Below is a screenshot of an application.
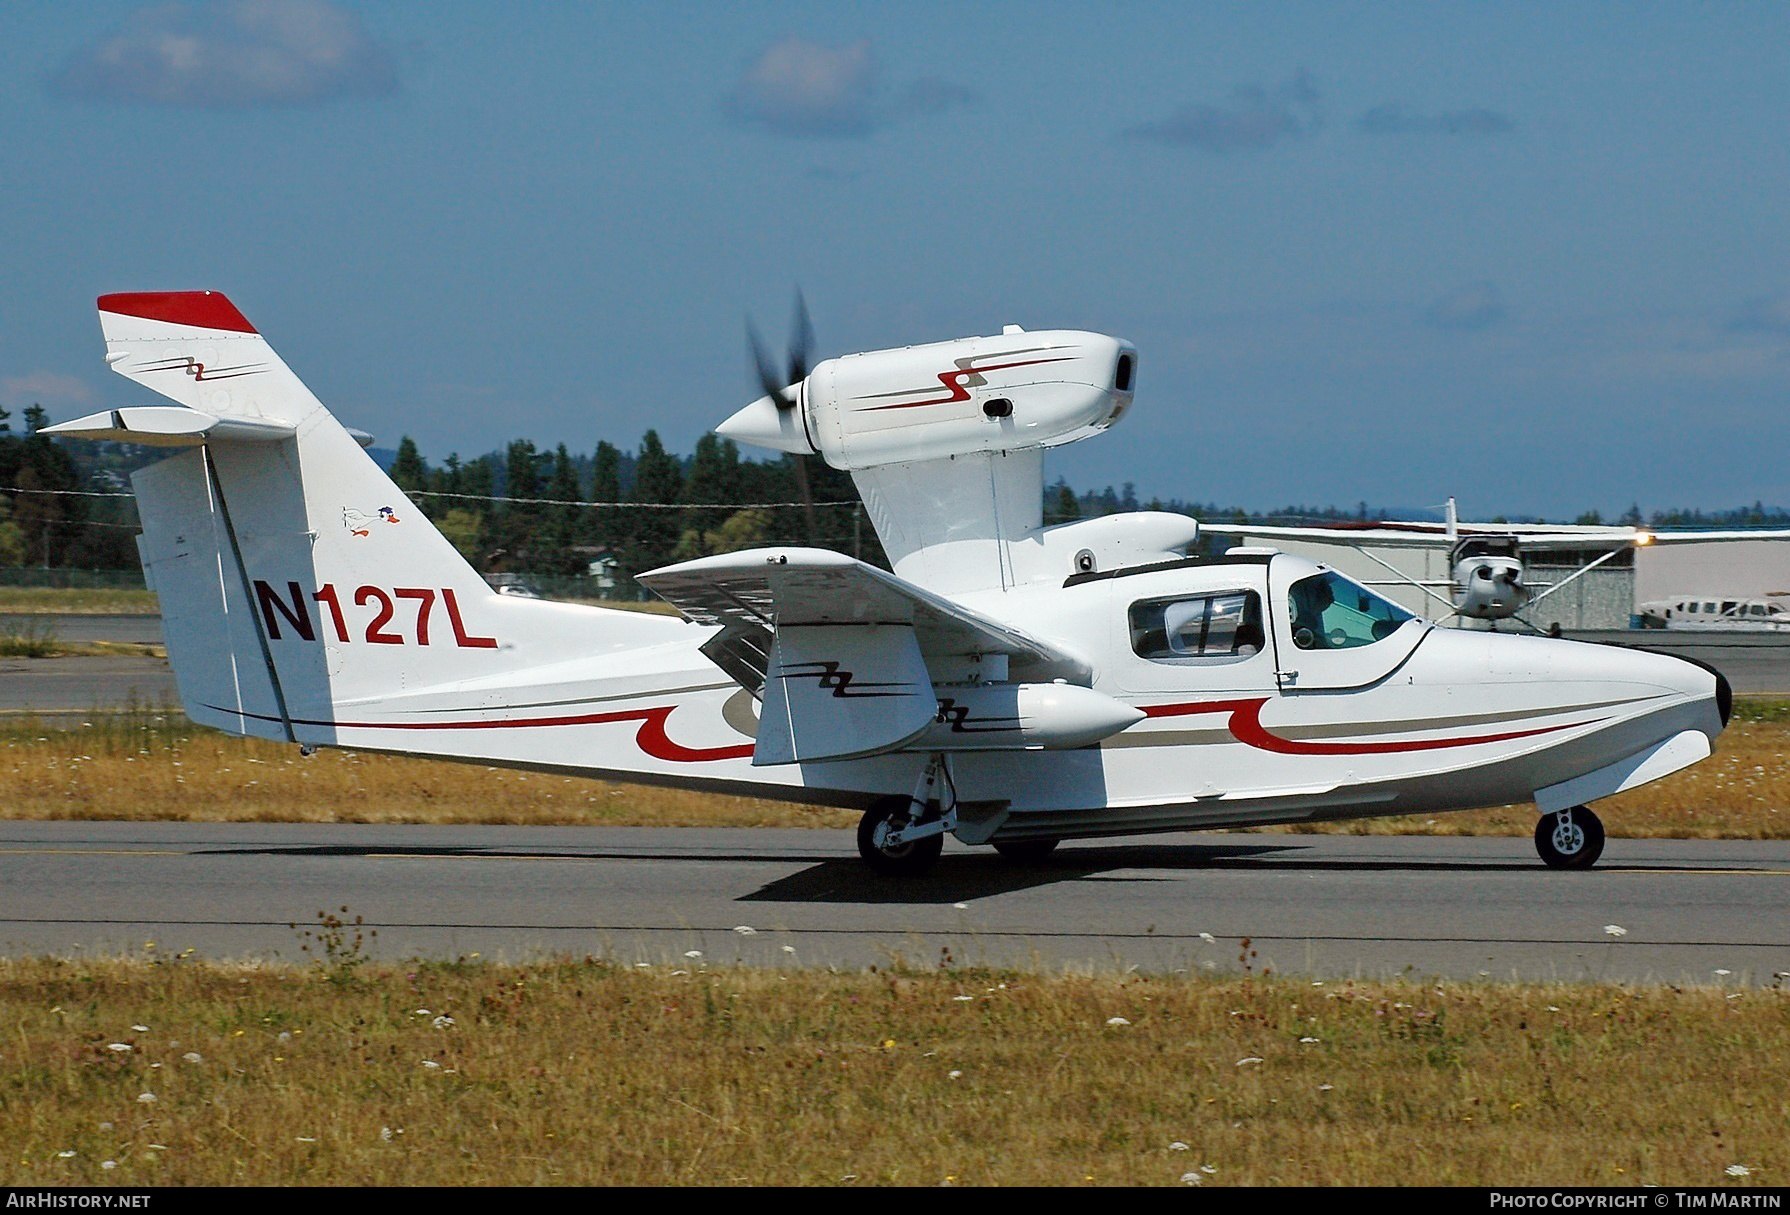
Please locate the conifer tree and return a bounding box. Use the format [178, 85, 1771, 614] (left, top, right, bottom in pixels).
[623, 430, 684, 575]
[390, 437, 429, 496]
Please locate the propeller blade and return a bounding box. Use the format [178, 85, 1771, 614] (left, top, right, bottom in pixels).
[788, 290, 814, 386]
[747, 292, 816, 412]
[747, 319, 792, 410]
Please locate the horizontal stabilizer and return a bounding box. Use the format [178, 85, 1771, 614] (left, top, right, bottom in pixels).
[42, 406, 295, 446]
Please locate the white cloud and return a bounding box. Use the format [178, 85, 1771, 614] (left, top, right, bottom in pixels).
[1729, 293, 1790, 335]
[902, 76, 978, 117]
[1358, 104, 1513, 137]
[50, 0, 399, 109]
[1426, 282, 1507, 331]
[0, 372, 94, 410]
[725, 39, 976, 139]
[1128, 73, 1322, 154]
[727, 38, 880, 138]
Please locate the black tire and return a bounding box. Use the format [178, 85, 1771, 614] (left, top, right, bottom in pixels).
[991, 838, 1060, 863]
[857, 796, 944, 877]
[1534, 805, 1605, 870]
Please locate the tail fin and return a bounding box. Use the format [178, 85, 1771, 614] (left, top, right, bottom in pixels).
[60, 291, 681, 745]
[96, 290, 315, 424]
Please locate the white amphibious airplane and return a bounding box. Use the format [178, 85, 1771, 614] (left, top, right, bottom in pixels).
[1214, 499, 1790, 628]
[48, 292, 1731, 876]
[1638, 595, 1790, 631]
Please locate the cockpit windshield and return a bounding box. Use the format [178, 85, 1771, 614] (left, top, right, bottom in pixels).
[1288, 570, 1414, 650]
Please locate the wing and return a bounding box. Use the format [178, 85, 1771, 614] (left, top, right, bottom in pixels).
[639, 547, 1085, 766]
[1212, 522, 1458, 550]
[1639, 529, 1790, 544]
[1217, 518, 1790, 553]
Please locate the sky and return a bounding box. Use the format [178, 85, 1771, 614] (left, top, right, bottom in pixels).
[2, 1, 1788, 519]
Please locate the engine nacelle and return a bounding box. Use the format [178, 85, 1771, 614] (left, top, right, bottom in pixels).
[915, 682, 1145, 752]
[717, 328, 1136, 470]
[1452, 547, 1529, 621]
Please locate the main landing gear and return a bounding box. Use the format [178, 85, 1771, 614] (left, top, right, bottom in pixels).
[857, 795, 945, 877]
[1534, 804, 1605, 870]
[857, 756, 952, 877]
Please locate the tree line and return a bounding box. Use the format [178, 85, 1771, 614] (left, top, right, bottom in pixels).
[11, 405, 1790, 585]
[386, 431, 880, 582]
[0, 405, 142, 570]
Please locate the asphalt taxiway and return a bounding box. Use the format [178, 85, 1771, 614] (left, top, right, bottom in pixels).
[4, 823, 1784, 984]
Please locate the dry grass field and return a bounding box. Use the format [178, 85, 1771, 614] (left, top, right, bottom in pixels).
[1, 956, 1783, 1187]
[1, 709, 1786, 837]
[0, 588, 160, 614]
[0, 714, 849, 828]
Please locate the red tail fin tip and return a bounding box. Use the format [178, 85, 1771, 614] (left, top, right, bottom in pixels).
[97, 291, 257, 334]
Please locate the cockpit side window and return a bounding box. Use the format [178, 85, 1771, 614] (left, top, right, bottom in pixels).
[1130, 591, 1264, 660]
[1288, 570, 1414, 651]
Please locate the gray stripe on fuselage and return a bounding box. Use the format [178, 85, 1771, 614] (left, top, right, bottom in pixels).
[1105, 695, 1655, 749]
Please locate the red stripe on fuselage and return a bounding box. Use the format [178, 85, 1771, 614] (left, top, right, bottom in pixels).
[1140, 697, 1590, 755]
[203, 702, 755, 763]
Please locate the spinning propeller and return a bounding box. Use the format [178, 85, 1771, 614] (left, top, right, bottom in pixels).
[747, 292, 818, 542]
[749, 292, 813, 412]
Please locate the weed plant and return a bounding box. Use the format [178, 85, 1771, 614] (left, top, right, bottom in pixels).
[0, 620, 60, 658]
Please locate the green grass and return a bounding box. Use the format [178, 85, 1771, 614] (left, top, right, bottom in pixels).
[1734, 697, 1790, 723]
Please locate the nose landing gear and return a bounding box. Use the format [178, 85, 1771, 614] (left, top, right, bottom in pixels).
[1534, 804, 1605, 869]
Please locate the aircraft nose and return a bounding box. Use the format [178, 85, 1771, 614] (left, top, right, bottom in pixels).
[1622, 645, 1731, 732]
[1671, 653, 1732, 727]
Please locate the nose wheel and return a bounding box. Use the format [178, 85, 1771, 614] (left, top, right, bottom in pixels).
[1534, 805, 1605, 869]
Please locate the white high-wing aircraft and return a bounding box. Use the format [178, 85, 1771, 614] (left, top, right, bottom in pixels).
[47, 292, 1730, 876]
[1214, 500, 1790, 627]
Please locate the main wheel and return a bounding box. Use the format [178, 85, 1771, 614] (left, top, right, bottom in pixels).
[857, 796, 944, 877]
[1534, 805, 1605, 870]
[991, 838, 1060, 863]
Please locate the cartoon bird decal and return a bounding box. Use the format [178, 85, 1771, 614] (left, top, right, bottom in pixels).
[343, 505, 401, 537]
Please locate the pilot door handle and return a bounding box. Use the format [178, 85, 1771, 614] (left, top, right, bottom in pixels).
[1276, 669, 1299, 683]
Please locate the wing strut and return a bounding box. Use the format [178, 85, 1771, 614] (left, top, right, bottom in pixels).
[1523, 546, 1627, 612]
[1349, 544, 1460, 618]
